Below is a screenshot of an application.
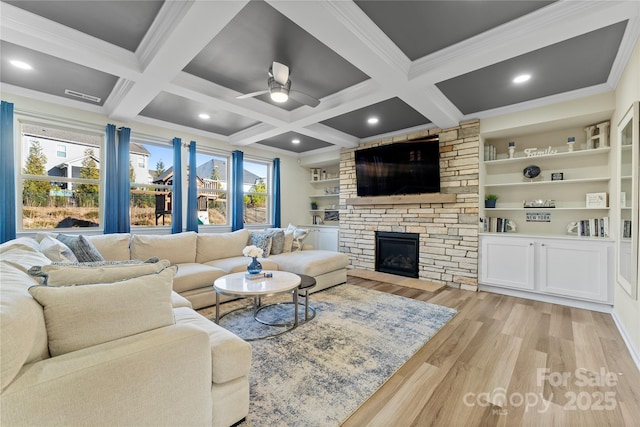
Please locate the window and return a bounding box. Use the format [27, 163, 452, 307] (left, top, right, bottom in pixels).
[192, 151, 229, 226]
[19, 123, 102, 230]
[243, 159, 270, 226]
[56, 143, 66, 158]
[129, 142, 173, 227]
[137, 156, 145, 168]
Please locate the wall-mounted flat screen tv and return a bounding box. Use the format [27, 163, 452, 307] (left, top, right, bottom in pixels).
[355, 138, 440, 197]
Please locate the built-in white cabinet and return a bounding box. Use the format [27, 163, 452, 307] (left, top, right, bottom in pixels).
[479, 234, 614, 310]
[303, 226, 339, 251]
[537, 238, 610, 302]
[480, 236, 535, 290]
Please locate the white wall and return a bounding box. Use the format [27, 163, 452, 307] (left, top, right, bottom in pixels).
[612, 36, 640, 365]
[1, 92, 310, 230]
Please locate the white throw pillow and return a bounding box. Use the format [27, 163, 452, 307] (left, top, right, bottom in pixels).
[28, 266, 176, 357]
[39, 236, 78, 263]
[286, 224, 310, 252]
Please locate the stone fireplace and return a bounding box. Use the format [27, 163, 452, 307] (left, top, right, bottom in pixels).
[376, 231, 419, 278]
[339, 121, 480, 291]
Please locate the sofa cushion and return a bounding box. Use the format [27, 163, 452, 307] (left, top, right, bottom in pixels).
[56, 234, 105, 262]
[39, 236, 78, 263]
[130, 232, 197, 264]
[195, 230, 250, 263]
[204, 256, 279, 274]
[268, 250, 349, 277]
[171, 291, 193, 309]
[86, 233, 131, 261]
[0, 262, 49, 392]
[173, 307, 252, 384]
[0, 243, 52, 274]
[173, 263, 227, 293]
[28, 266, 177, 357]
[0, 237, 41, 254]
[28, 259, 169, 287]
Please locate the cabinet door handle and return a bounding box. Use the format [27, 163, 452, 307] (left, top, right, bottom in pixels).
[529, 243, 533, 246]
[541, 243, 545, 246]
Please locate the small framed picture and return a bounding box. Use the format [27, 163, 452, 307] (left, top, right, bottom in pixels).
[586, 192, 608, 208]
[551, 172, 563, 181]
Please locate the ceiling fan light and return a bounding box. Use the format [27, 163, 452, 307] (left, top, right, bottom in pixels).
[270, 90, 289, 103]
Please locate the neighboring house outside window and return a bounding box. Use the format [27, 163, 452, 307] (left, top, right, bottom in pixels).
[56, 143, 66, 158]
[243, 159, 270, 226]
[19, 123, 102, 230]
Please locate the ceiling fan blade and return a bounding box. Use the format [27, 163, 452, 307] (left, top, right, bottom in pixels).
[236, 90, 268, 99]
[272, 61, 290, 85]
[289, 90, 320, 108]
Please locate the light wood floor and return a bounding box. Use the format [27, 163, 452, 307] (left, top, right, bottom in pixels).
[342, 277, 640, 427]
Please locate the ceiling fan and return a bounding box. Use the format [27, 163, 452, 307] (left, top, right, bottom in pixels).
[236, 61, 320, 108]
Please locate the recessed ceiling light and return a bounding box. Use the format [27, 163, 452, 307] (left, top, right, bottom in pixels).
[10, 60, 32, 70]
[198, 113, 210, 119]
[367, 117, 379, 125]
[292, 139, 300, 144]
[513, 74, 531, 84]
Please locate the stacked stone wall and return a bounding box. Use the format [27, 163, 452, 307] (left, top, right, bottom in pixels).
[339, 120, 479, 290]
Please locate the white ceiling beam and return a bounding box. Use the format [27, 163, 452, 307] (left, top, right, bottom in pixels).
[106, 0, 249, 122]
[0, 2, 140, 79]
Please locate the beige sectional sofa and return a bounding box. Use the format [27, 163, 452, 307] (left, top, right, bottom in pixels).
[101, 229, 349, 309]
[0, 229, 348, 426]
[0, 237, 252, 427]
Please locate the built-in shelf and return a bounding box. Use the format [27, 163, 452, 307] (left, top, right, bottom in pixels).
[484, 147, 610, 165]
[347, 193, 456, 206]
[311, 194, 339, 198]
[485, 177, 610, 187]
[486, 207, 610, 211]
[309, 178, 340, 185]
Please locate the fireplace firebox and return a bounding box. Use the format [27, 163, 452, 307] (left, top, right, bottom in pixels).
[375, 231, 419, 278]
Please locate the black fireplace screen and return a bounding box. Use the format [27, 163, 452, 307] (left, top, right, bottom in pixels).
[375, 231, 419, 278]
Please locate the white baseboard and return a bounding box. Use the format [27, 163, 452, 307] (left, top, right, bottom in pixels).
[478, 285, 613, 313]
[611, 310, 640, 373]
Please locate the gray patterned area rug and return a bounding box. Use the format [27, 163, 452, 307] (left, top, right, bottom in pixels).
[198, 284, 457, 427]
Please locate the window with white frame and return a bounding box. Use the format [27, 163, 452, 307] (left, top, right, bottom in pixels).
[56, 143, 66, 158]
[137, 156, 145, 168]
[19, 123, 102, 230]
[129, 141, 173, 227]
[191, 150, 229, 226]
[242, 159, 270, 226]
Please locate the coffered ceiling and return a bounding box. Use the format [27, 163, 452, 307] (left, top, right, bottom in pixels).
[1, 1, 638, 157]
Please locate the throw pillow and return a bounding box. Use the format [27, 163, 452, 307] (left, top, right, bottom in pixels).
[265, 228, 286, 255]
[56, 234, 105, 262]
[249, 231, 272, 257]
[28, 266, 176, 357]
[286, 224, 310, 252]
[282, 229, 294, 253]
[39, 236, 78, 263]
[28, 258, 167, 286]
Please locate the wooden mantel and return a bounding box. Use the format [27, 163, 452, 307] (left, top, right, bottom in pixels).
[346, 193, 456, 206]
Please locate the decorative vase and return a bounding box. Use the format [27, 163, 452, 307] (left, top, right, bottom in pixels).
[485, 199, 497, 208]
[247, 256, 262, 275]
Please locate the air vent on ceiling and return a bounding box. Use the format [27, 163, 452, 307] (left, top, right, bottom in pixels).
[64, 89, 101, 103]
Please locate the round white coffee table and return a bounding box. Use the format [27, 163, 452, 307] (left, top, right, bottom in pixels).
[213, 271, 301, 340]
